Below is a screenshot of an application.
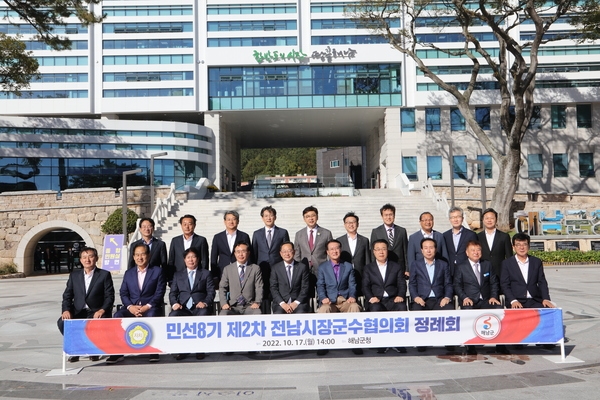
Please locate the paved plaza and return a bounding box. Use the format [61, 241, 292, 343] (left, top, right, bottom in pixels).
[1, 265, 600, 400]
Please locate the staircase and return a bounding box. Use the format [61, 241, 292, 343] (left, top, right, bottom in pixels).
[155, 189, 451, 250]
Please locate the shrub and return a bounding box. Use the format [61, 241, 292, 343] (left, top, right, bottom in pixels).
[101, 208, 139, 235]
[0, 263, 18, 275]
[530, 250, 600, 263]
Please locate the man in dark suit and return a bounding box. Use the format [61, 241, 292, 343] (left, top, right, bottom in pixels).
[363, 239, 407, 312]
[294, 206, 333, 275]
[67, 247, 75, 272]
[58, 247, 114, 362]
[128, 218, 168, 273]
[316, 240, 362, 356]
[211, 210, 251, 282]
[370, 203, 408, 277]
[270, 242, 310, 314]
[252, 206, 289, 301]
[408, 238, 453, 311]
[443, 206, 478, 276]
[337, 212, 371, 297]
[219, 242, 263, 315]
[453, 241, 501, 309]
[167, 214, 209, 284]
[501, 233, 554, 309]
[477, 208, 513, 280]
[169, 247, 215, 361]
[407, 212, 448, 273]
[107, 243, 166, 364]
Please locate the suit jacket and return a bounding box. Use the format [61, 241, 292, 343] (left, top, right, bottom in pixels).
[453, 259, 499, 303]
[362, 260, 407, 301]
[477, 230, 513, 278]
[500, 255, 551, 305]
[119, 265, 166, 310]
[316, 260, 356, 304]
[270, 260, 309, 306]
[219, 262, 263, 307]
[443, 227, 478, 275]
[408, 258, 453, 300]
[370, 224, 408, 273]
[407, 230, 448, 271]
[128, 237, 168, 270]
[169, 267, 215, 309]
[211, 230, 251, 279]
[337, 233, 371, 277]
[293, 225, 333, 274]
[167, 233, 209, 282]
[61, 267, 114, 316]
[252, 226, 290, 268]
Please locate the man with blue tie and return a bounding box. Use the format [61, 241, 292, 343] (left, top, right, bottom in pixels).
[252, 206, 290, 302]
[106, 243, 166, 364]
[270, 242, 310, 314]
[443, 207, 478, 277]
[407, 212, 449, 273]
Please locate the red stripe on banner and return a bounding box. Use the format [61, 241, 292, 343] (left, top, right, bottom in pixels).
[466, 309, 540, 344]
[85, 319, 161, 353]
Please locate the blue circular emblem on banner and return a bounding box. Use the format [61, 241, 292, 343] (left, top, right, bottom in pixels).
[125, 322, 153, 349]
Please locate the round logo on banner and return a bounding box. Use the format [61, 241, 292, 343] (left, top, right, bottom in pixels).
[125, 322, 152, 349]
[473, 314, 501, 340]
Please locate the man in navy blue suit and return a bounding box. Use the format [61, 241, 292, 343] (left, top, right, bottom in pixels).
[167, 214, 209, 284]
[408, 238, 453, 311]
[252, 206, 289, 301]
[316, 240, 362, 356]
[407, 212, 448, 274]
[211, 210, 251, 282]
[443, 207, 478, 276]
[107, 243, 166, 364]
[128, 217, 168, 272]
[337, 212, 371, 297]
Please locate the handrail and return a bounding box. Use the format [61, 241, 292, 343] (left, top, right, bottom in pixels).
[130, 183, 176, 243]
[423, 178, 450, 214]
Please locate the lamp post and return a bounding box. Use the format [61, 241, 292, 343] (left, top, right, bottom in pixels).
[436, 140, 454, 208]
[122, 169, 142, 244]
[150, 152, 168, 215]
[466, 159, 487, 213]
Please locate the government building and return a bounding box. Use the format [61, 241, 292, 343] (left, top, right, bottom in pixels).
[0, 0, 598, 194]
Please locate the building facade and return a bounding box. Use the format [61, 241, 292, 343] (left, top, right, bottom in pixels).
[0, 0, 598, 194]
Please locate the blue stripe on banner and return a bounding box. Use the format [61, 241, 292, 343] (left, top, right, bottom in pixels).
[64, 320, 104, 355]
[523, 308, 563, 343]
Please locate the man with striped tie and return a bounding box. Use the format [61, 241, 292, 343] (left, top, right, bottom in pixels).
[370, 204, 409, 277]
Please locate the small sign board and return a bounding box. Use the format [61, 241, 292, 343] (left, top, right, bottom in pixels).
[102, 235, 124, 271]
[591, 241, 600, 251]
[530, 242, 545, 251]
[555, 241, 580, 251]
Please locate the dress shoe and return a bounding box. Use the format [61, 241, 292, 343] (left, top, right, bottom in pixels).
[376, 348, 387, 354]
[316, 349, 329, 356]
[89, 356, 100, 361]
[417, 346, 427, 352]
[543, 344, 556, 350]
[352, 348, 363, 355]
[106, 355, 124, 364]
[466, 346, 477, 355]
[68, 356, 79, 363]
[195, 353, 206, 360]
[175, 353, 188, 361]
[149, 354, 160, 362]
[445, 345, 455, 351]
[393, 347, 407, 354]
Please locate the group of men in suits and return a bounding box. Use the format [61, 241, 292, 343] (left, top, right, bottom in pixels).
[59, 203, 556, 361]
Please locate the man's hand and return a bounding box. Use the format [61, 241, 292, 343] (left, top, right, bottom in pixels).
[488, 298, 500, 305]
[542, 300, 555, 308]
[61, 311, 72, 320]
[322, 298, 331, 305]
[347, 297, 356, 303]
[221, 304, 230, 310]
[439, 297, 450, 308]
[172, 303, 182, 311]
[196, 302, 207, 309]
[394, 296, 404, 303]
[93, 309, 105, 319]
[280, 303, 293, 313]
[250, 302, 260, 309]
[290, 302, 298, 311]
[414, 296, 425, 306]
[463, 298, 473, 306]
[369, 297, 380, 304]
[511, 300, 523, 309]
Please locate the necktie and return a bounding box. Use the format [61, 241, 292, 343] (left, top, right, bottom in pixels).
[474, 262, 481, 285]
[186, 270, 194, 309]
[333, 263, 340, 282]
[309, 229, 315, 251]
[388, 228, 394, 247]
[239, 265, 245, 284]
[267, 229, 272, 248]
[287, 265, 293, 286]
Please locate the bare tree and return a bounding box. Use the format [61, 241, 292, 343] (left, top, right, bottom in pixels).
[347, 0, 591, 229]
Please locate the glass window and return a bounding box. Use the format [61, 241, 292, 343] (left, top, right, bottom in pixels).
[553, 153, 568, 177]
[528, 105, 542, 129]
[330, 160, 339, 168]
[577, 104, 592, 128]
[475, 107, 491, 130]
[450, 108, 465, 131]
[453, 155, 467, 179]
[551, 105, 567, 129]
[427, 156, 442, 180]
[402, 156, 418, 181]
[579, 153, 595, 177]
[425, 108, 441, 131]
[476, 155, 493, 179]
[401, 109, 415, 132]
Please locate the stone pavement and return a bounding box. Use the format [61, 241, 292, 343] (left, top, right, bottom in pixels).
[1, 266, 600, 400]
